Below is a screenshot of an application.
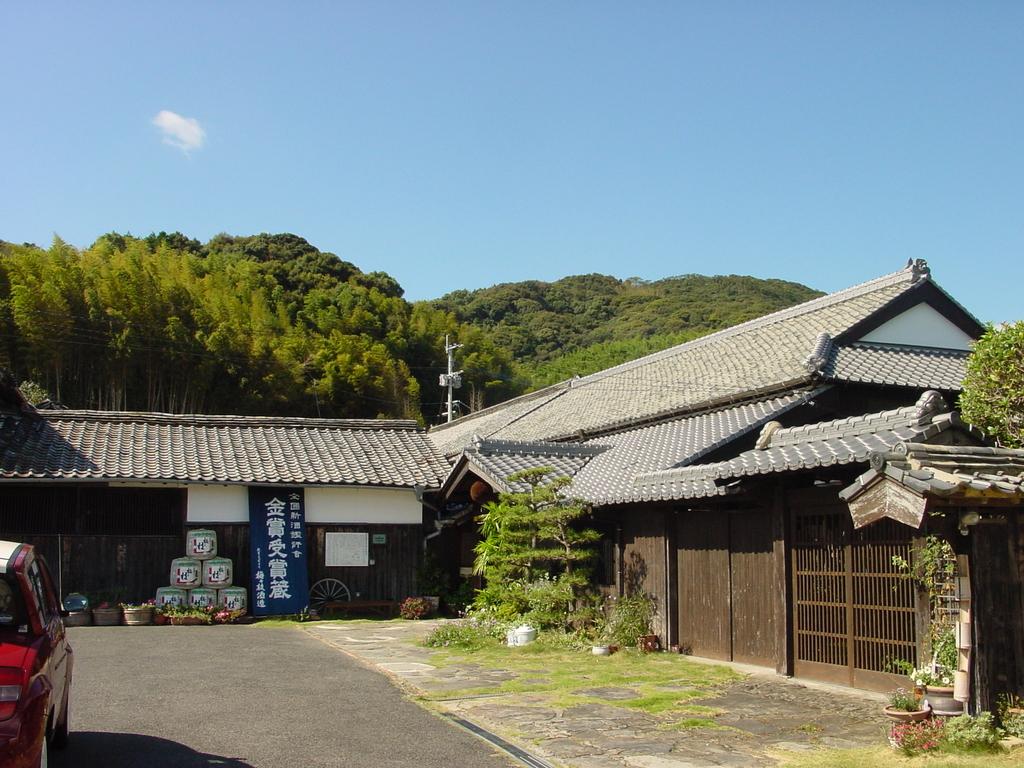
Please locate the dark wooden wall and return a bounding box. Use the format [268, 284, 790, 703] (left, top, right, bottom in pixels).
[1, 486, 427, 607]
[675, 507, 777, 666]
[677, 513, 730, 659]
[0, 485, 186, 602]
[620, 509, 670, 639]
[188, 523, 424, 602]
[728, 510, 777, 666]
[970, 509, 1024, 713]
[307, 524, 422, 601]
[1, 533, 183, 604]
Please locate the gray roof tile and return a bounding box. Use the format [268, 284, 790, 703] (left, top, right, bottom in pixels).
[460, 438, 605, 492]
[823, 343, 969, 389]
[632, 391, 959, 501]
[840, 444, 1024, 503]
[431, 264, 950, 456]
[0, 411, 450, 488]
[568, 390, 820, 505]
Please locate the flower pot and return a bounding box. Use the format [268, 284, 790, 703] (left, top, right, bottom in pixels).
[92, 607, 122, 626]
[153, 612, 168, 625]
[884, 706, 931, 723]
[169, 615, 205, 626]
[122, 607, 154, 626]
[923, 685, 963, 716]
[63, 610, 92, 627]
[638, 634, 661, 653]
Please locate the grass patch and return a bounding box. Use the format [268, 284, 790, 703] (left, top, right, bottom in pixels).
[422, 639, 740, 721]
[774, 745, 1024, 768]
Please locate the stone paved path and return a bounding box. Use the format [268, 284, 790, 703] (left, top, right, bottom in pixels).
[304, 620, 888, 768]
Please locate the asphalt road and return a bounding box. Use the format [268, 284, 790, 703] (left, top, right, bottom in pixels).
[53, 625, 515, 768]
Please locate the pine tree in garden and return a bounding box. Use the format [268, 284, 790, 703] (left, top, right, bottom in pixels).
[472, 467, 600, 628]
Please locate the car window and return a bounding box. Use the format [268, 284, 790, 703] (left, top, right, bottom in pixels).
[0, 574, 28, 630]
[27, 560, 54, 627]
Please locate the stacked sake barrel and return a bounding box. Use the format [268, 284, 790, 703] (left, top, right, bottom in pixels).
[154, 529, 248, 614]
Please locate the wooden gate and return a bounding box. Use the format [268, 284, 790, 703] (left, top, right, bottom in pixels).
[676, 510, 775, 666]
[792, 506, 917, 690]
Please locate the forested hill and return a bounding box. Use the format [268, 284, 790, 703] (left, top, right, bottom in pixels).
[0, 233, 519, 420]
[0, 233, 820, 421]
[426, 274, 822, 388]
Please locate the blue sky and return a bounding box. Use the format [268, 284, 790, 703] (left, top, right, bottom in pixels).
[2, 2, 1021, 322]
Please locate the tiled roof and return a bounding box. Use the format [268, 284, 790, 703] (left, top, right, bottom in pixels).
[0, 411, 451, 488]
[569, 390, 822, 505]
[631, 391, 968, 501]
[431, 262, 949, 455]
[822, 342, 969, 390]
[840, 443, 1024, 502]
[460, 438, 605, 493]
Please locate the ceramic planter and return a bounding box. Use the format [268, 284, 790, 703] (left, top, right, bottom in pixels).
[884, 706, 931, 723]
[924, 685, 964, 716]
[122, 606, 154, 625]
[92, 607, 122, 626]
[62, 610, 92, 627]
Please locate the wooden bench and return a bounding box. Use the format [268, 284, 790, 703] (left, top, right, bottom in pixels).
[319, 600, 399, 619]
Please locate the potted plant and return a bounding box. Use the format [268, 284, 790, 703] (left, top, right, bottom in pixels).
[884, 687, 931, 723]
[911, 663, 961, 715]
[92, 601, 122, 626]
[399, 596, 432, 620]
[162, 605, 213, 625]
[120, 600, 155, 626]
[61, 592, 92, 626]
[892, 536, 964, 715]
[212, 607, 245, 625]
[910, 628, 963, 715]
[997, 693, 1024, 737]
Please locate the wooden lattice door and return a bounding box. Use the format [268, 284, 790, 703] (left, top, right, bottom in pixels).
[792, 508, 917, 690]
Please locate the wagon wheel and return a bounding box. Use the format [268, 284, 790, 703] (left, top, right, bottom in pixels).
[309, 578, 351, 611]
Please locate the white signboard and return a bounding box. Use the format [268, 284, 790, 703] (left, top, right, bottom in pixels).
[325, 532, 369, 567]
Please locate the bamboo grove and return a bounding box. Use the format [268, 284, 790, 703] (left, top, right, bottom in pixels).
[0, 233, 518, 420]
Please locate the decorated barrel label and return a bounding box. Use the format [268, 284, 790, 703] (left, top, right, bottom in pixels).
[186, 529, 218, 560]
[202, 557, 233, 588]
[189, 587, 217, 608]
[155, 587, 187, 608]
[218, 587, 248, 613]
[170, 557, 202, 588]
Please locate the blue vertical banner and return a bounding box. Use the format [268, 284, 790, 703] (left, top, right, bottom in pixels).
[248, 487, 310, 616]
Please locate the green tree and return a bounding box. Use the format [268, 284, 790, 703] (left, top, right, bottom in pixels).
[473, 468, 600, 629]
[959, 321, 1024, 448]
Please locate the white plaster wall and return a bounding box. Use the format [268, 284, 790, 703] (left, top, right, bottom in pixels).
[305, 487, 422, 524]
[859, 303, 974, 350]
[185, 485, 422, 525]
[186, 485, 249, 523]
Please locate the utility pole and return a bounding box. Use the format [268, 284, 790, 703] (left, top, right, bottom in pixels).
[439, 334, 463, 423]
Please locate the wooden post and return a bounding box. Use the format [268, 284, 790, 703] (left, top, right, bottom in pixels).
[772, 484, 792, 676]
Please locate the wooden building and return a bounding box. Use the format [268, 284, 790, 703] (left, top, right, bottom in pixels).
[0, 397, 450, 607]
[428, 261, 1024, 705]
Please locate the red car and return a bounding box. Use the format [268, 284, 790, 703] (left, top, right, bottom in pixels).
[0, 540, 73, 768]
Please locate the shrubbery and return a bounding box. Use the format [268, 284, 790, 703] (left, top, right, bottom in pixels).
[888, 713, 1007, 755]
[600, 592, 655, 648]
[941, 712, 1002, 751]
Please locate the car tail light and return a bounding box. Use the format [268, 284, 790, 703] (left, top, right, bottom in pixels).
[0, 667, 24, 720]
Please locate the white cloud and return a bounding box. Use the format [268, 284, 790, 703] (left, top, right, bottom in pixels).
[152, 110, 205, 153]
